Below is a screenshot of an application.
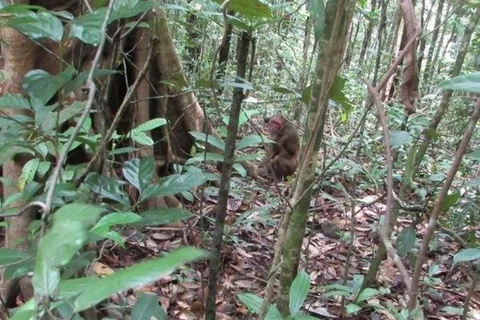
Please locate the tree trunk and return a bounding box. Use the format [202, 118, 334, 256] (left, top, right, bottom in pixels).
[422, 0, 445, 85]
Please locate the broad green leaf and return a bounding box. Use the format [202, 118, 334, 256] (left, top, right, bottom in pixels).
[212, 0, 272, 19]
[440, 72, 480, 94]
[307, 0, 325, 42]
[23, 67, 76, 104]
[186, 152, 225, 164]
[132, 131, 154, 146]
[7, 11, 63, 42]
[0, 94, 31, 109]
[131, 118, 167, 133]
[396, 226, 416, 258]
[356, 288, 379, 303]
[32, 203, 102, 298]
[189, 131, 226, 151]
[84, 173, 130, 207]
[389, 131, 411, 148]
[345, 303, 362, 315]
[70, 8, 106, 45]
[91, 212, 141, 233]
[122, 157, 155, 192]
[132, 293, 168, 320]
[237, 293, 283, 320]
[232, 163, 246, 177]
[467, 149, 480, 161]
[70, 247, 207, 312]
[453, 248, 480, 267]
[142, 172, 208, 200]
[235, 152, 264, 162]
[110, 0, 156, 21]
[441, 191, 460, 211]
[236, 135, 264, 150]
[135, 208, 194, 226]
[289, 270, 310, 314]
[19, 158, 40, 191]
[0, 248, 31, 267]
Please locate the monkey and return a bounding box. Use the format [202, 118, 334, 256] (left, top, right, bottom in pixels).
[258, 114, 300, 180]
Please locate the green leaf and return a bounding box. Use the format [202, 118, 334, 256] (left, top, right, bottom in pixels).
[70, 8, 106, 45]
[122, 157, 155, 192]
[23, 67, 76, 104]
[110, 0, 156, 21]
[91, 212, 141, 234]
[0, 248, 31, 267]
[189, 131, 226, 151]
[212, 0, 272, 19]
[132, 131, 155, 146]
[84, 173, 130, 207]
[453, 248, 480, 267]
[356, 288, 379, 303]
[185, 152, 225, 164]
[131, 118, 167, 133]
[237, 293, 283, 319]
[467, 149, 480, 161]
[440, 72, 480, 94]
[441, 191, 460, 211]
[68, 247, 207, 312]
[32, 203, 102, 298]
[289, 270, 310, 314]
[9, 299, 35, 320]
[7, 10, 63, 42]
[345, 303, 362, 315]
[0, 94, 31, 109]
[236, 134, 264, 150]
[389, 131, 411, 148]
[271, 85, 298, 95]
[396, 226, 416, 258]
[307, 0, 325, 42]
[19, 158, 40, 191]
[142, 172, 208, 200]
[132, 293, 168, 320]
[135, 208, 194, 226]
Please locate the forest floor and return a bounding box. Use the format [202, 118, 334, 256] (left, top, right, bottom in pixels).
[103, 178, 480, 320]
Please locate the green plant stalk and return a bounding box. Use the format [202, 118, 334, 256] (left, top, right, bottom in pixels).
[275, 0, 356, 315]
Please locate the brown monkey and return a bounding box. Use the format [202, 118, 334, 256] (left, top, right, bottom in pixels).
[259, 114, 300, 180]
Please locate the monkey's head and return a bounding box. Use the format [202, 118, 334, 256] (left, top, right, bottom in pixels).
[267, 115, 286, 136]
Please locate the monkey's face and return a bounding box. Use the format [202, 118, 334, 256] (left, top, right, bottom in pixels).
[268, 116, 284, 136]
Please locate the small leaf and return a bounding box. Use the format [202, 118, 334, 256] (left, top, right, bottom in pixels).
[91, 212, 141, 233]
[396, 226, 416, 258]
[441, 191, 460, 211]
[142, 172, 208, 200]
[289, 270, 310, 314]
[19, 158, 40, 191]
